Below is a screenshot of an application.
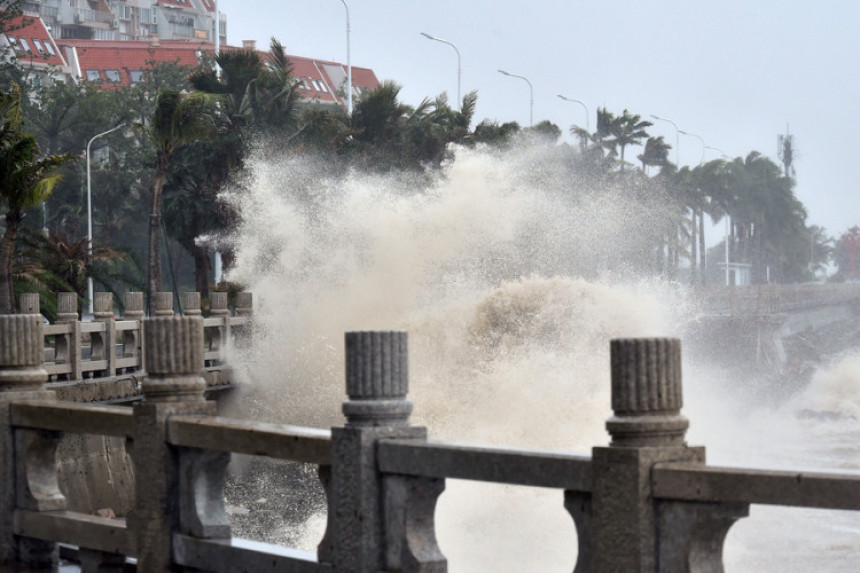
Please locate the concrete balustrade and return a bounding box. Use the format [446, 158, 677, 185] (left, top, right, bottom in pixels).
[19, 291, 252, 403]
[4, 324, 860, 571]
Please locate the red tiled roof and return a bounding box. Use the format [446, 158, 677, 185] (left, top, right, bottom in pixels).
[59, 39, 207, 86]
[58, 39, 381, 105]
[3, 14, 66, 68]
[156, 0, 195, 9]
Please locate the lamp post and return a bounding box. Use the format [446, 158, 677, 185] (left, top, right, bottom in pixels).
[557, 94, 589, 132]
[421, 32, 461, 103]
[705, 145, 729, 160]
[339, 0, 352, 115]
[678, 130, 705, 165]
[498, 69, 533, 127]
[86, 123, 125, 315]
[650, 115, 679, 166]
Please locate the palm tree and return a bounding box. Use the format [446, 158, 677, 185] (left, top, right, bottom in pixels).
[637, 136, 672, 174]
[145, 89, 222, 313]
[607, 109, 652, 171]
[0, 83, 69, 313]
[16, 230, 131, 318]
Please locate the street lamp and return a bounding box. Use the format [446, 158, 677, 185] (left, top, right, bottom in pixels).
[421, 32, 461, 102]
[86, 123, 124, 315]
[557, 94, 589, 132]
[338, 0, 352, 115]
[678, 129, 705, 165]
[650, 115, 679, 166]
[498, 69, 533, 127]
[705, 145, 729, 159]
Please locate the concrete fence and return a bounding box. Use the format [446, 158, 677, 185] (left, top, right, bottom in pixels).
[699, 282, 860, 317]
[21, 291, 251, 402]
[1, 317, 860, 571]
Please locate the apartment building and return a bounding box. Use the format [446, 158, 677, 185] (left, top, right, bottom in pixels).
[20, 0, 226, 43]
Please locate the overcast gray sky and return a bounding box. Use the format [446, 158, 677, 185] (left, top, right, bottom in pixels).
[221, 0, 860, 242]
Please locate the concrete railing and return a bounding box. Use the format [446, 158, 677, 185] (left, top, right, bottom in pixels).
[2, 320, 860, 571]
[22, 291, 250, 402]
[699, 282, 860, 317]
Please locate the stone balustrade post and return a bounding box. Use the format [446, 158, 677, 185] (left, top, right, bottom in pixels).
[130, 316, 216, 571]
[208, 292, 229, 362]
[235, 292, 252, 316]
[183, 292, 201, 316]
[590, 338, 747, 571]
[18, 293, 39, 314]
[94, 292, 117, 378]
[56, 292, 83, 381]
[123, 292, 145, 370]
[155, 292, 174, 317]
[322, 331, 446, 573]
[232, 292, 252, 350]
[0, 314, 63, 568]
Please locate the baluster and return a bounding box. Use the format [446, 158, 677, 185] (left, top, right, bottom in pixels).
[18, 293, 39, 315]
[235, 292, 252, 316]
[324, 331, 446, 572]
[55, 293, 82, 381]
[183, 292, 202, 316]
[0, 314, 62, 567]
[232, 292, 252, 350]
[130, 315, 217, 571]
[122, 292, 144, 370]
[590, 338, 747, 571]
[208, 292, 229, 362]
[155, 292, 174, 317]
[94, 292, 116, 378]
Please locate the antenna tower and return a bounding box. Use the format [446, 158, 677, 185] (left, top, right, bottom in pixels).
[777, 124, 796, 178]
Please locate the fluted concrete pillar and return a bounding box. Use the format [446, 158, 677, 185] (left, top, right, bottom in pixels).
[131, 316, 214, 571]
[183, 292, 201, 316]
[324, 331, 445, 572]
[0, 314, 60, 567]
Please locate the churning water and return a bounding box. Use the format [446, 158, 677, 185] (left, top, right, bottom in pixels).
[222, 142, 860, 571]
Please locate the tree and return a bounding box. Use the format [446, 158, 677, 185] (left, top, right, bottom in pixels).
[637, 136, 672, 174]
[0, 83, 69, 312]
[605, 109, 652, 171]
[16, 229, 132, 318]
[144, 89, 222, 313]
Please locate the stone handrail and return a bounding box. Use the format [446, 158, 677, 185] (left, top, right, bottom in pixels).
[699, 282, 860, 316]
[29, 291, 251, 401]
[4, 320, 860, 570]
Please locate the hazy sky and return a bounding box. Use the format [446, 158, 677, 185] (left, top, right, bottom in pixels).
[221, 0, 860, 241]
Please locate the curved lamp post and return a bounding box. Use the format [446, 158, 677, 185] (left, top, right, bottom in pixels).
[86, 123, 125, 315]
[498, 69, 533, 127]
[421, 32, 461, 102]
[705, 145, 729, 160]
[557, 94, 589, 132]
[678, 129, 705, 165]
[339, 0, 352, 114]
[650, 114, 679, 166]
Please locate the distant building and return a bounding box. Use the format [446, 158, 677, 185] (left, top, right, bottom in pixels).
[57, 37, 379, 109]
[2, 3, 379, 111]
[20, 0, 226, 44]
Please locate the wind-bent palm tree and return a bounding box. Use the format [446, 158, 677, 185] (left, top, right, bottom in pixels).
[0, 84, 69, 313]
[638, 136, 672, 174]
[607, 109, 652, 171]
[145, 89, 221, 313]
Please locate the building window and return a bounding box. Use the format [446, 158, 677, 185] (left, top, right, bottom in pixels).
[85, 69, 101, 81]
[105, 69, 121, 83]
[18, 38, 31, 53]
[8, 37, 20, 52]
[316, 81, 328, 93]
[43, 41, 55, 56]
[128, 69, 143, 84]
[31, 39, 45, 55]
